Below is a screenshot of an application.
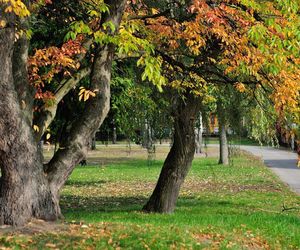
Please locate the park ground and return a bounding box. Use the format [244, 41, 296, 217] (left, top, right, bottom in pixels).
[1, 144, 300, 249]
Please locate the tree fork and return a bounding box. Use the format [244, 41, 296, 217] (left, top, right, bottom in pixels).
[0, 0, 127, 226]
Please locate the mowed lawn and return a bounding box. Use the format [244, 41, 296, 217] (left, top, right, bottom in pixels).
[1, 149, 300, 249]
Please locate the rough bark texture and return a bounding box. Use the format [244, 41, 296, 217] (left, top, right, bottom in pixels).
[0, 0, 126, 226]
[0, 28, 60, 226]
[45, 0, 126, 192]
[13, 32, 35, 125]
[143, 94, 201, 213]
[217, 101, 229, 165]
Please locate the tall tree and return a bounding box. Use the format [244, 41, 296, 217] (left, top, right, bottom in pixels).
[217, 99, 229, 165]
[0, 0, 126, 226]
[143, 92, 201, 213]
[135, 0, 300, 213]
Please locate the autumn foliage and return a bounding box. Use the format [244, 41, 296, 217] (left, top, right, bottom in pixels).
[28, 36, 86, 101]
[124, 0, 300, 124]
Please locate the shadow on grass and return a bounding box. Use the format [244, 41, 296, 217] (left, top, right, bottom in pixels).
[60, 193, 300, 243]
[79, 158, 164, 168]
[61, 195, 148, 213]
[61, 195, 246, 215]
[75, 159, 163, 170]
[65, 179, 107, 187]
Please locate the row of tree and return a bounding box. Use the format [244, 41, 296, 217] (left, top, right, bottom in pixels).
[0, 0, 299, 225]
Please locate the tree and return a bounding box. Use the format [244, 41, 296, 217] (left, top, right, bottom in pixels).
[217, 99, 229, 165]
[137, 0, 300, 213]
[143, 92, 201, 213]
[214, 84, 245, 165]
[0, 0, 126, 226]
[195, 112, 203, 154]
[110, 58, 171, 147]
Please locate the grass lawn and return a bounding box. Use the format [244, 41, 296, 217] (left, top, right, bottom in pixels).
[203, 136, 260, 146]
[1, 151, 300, 249]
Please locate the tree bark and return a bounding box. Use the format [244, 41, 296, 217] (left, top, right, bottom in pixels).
[0, 0, 126, 226]
[45, 0, 126, 191]
[143, 94, 201, 213]
[0, 27, 60, 226]
[91, 136, 96, 150]
[217, 101, 229, 165]
[13, 28, 35, 125]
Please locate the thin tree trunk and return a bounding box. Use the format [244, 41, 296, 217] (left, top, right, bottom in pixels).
[142, 119, 149, 148]
[91, 136, 96, 150]
[195, 112, 203, 154]
[143, 94, 201, 213]
[112, 126, 117, 144]
[217, 101, 229, 165]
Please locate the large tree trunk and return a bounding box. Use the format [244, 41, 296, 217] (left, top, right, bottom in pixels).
[0, 0, 126, 226]
[217, 100, 229, 165]
[45, 0, 126, 194]
[0, 27, 60, 226]
[143, 94, 201, 213]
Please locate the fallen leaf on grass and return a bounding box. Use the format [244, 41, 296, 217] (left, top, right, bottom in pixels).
[45, 243, 57, 248]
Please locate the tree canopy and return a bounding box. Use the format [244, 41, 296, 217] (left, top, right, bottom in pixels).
[0, 0, 299, 226]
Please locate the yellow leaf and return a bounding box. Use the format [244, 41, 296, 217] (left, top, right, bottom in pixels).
[0, 20, 6, 28]
[151, 8, 159, 14]
[45, 243, 57, 248]
[46, 133, 51, 140]
[79, 88, 85, 96]
[84, 92, 89, 101]
[33, 125, 39, 132]
[5, 6, 13, 13]
[89, 91, 96, 97]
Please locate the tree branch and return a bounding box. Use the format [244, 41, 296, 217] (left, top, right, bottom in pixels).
[45, 0, 127, 192]
[157, 49, 258, 86]
[33, 37, 93, 141]
[34, 67, 91, 141]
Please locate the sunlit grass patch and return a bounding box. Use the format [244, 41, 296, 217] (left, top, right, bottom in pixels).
[1, 153, 299, 249]
[58, 154, 300, 248]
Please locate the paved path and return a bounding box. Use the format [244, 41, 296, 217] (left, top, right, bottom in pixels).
[240, 146, 300, 194]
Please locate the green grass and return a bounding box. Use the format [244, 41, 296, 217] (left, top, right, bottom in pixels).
[203, 136, 260, 146]
[1, 154, 300, 249]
